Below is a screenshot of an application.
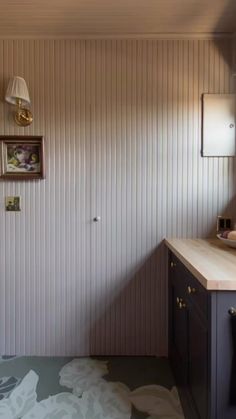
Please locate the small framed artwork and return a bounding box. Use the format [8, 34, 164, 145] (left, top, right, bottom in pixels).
[0, 136, 45, 180]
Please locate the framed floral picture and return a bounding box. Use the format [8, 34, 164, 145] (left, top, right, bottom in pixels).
[0, 136, 45, 180]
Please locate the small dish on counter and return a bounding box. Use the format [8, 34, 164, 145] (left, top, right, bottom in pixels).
[217, 234, 236, 249]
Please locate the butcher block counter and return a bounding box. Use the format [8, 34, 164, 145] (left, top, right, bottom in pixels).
[165, 238, 236, 290]
[165, 237, 236, 419]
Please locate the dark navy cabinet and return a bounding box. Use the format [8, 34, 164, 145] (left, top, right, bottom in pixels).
[168, 251, 236, 419]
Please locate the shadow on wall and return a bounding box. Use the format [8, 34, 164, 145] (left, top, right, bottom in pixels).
[214, 0, 236, 33]
[209, 0, 236, 238]
[207, 0, 236, 237]
[213, 0, 236, 69]
[88, 242, 168, 356]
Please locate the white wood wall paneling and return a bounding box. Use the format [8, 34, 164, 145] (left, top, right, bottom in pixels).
[0, 39, 235, 356]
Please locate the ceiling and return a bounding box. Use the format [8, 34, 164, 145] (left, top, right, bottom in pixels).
[0, 0, 236, 37]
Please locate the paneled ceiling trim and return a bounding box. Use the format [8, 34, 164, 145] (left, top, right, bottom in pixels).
[1, 0, 236, 37]
[0, 32, 233, 40]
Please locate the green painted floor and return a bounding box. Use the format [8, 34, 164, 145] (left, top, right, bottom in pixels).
[0, 356, 184, 418]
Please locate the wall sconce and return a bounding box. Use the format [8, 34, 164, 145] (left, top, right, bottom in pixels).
[5, 76, 33, 127]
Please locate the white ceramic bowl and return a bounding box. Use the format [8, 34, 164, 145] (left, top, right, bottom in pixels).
[217, 234, 236, 249]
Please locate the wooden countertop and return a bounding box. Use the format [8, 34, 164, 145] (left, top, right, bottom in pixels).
[164, 238, 236, 291]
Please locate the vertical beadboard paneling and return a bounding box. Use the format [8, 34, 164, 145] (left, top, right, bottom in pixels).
[0, 39, 235, 357]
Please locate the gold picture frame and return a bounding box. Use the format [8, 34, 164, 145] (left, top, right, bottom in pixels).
[0, 136, 45, 180]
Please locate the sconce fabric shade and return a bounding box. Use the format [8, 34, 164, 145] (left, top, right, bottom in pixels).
[5, 76, 30, 106]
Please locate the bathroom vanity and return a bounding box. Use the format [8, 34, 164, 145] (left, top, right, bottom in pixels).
[165, 238, 236, 419]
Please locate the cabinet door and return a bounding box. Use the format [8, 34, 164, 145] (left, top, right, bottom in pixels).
[214, 292, 236, 419]
[171, 283, 189, 384]
[169, 257, 188, 387]
[189, 305, 208, 419]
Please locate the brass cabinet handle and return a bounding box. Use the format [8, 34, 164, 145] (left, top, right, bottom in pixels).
[176, 297, 187, 309]
[228, 307, 236, 316]
[179, 300, 187, 309]
[170, 261, 176, 268]
[187, 286, 196, 294]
